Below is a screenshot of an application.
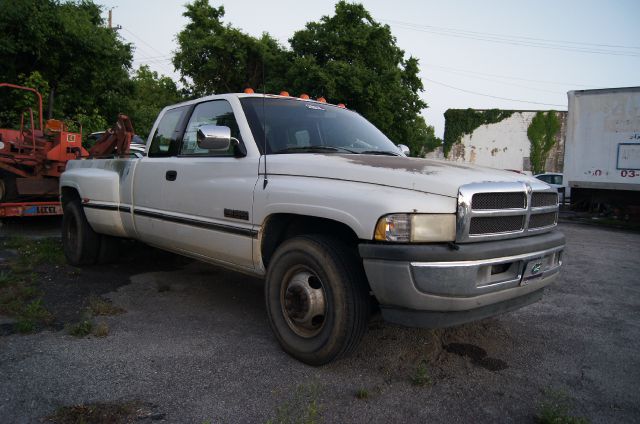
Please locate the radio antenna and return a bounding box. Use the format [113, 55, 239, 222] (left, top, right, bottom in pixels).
[262, 54, 268, 189]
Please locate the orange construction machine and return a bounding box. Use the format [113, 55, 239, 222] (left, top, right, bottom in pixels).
[0, 82, 89, 217]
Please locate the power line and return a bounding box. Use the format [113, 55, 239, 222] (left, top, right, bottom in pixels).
[423, 63, 597, 88]
[423, 77, 567, 108]
[426, 67, 565, 95]
[384, 19, 640, 50]
[384, 20, 640, 58]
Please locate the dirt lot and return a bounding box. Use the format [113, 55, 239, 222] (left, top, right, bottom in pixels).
[0, 222, 638, 423]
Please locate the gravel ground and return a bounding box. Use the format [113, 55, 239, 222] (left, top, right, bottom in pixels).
[0, 222, 639, 423]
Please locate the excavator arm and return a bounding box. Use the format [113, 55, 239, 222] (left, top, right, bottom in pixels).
[88, 114, 135, 157]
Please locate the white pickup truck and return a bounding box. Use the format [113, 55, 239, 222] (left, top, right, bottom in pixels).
[60, 93, 565, 365]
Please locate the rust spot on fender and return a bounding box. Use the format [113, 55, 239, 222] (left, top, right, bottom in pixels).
[341, 154, 477, 175]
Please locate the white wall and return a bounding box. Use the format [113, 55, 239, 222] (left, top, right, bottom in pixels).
[432, 111, 566, 173]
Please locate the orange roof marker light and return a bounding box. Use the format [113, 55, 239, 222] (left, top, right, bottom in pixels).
[244, 88, 255, 94]
[279, 91, 290, 97]
[299, 93, 310, 100]
[317, 97, 327, 103]
[337, 103, 346, 108]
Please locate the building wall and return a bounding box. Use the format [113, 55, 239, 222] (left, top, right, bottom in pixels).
[430, 110, 567, 173]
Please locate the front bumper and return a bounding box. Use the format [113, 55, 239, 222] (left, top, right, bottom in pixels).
[359, 230, 565, 328]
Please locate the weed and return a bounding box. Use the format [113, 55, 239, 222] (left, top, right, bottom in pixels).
[535, 389, 588, 424]
[89, 295, 125, 316]
[355, 388, 369, 400]
[93, 322, 109, 337]
[157, 282, 171, 292]
[67, 320, 93, 337]
[0, 238, 60, 331]
[46, 401, 143, 424]
[411, 360, 432, 387]
[268, 383, 322, 424]
[16, 299, 53, 333]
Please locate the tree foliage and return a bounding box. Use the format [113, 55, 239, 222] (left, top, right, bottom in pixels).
[126, 66, 182, 138]
[443, 109, 514, 157]
[0, 0, 133, 122]
[528, 111, 561, 174]
[173, 0, 439, 156]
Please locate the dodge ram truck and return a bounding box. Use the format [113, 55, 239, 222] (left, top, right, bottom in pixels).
[60, 93, 565, 365]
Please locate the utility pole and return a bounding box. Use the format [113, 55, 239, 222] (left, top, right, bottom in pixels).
[108, 9, 112, 29]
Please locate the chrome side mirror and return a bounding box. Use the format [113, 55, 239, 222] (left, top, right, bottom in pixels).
[196, 125, 231, 151]
[397, 144, 410, 156]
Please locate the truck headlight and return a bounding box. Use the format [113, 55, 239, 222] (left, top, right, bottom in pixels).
[374, 214, 456, 242]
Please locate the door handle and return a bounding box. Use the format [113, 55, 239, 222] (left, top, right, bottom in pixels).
[165, 170, 177, 181]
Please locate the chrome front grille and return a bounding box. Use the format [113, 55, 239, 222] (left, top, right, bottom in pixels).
[471, 192, 526, 210]
[457, 182, 559, 243]
[469, 215, 524, 235]
[531, 192, 558, 207]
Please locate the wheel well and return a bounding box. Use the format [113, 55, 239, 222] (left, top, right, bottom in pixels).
[60, 186, 80, 209]
[261, 214, 361, 269]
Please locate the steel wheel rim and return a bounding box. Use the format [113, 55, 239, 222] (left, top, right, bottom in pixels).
[280, 266, 327, 338]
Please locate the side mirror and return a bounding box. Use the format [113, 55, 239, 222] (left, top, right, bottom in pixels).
[197, 125, 231, 151]
[397, 144, 410, 156]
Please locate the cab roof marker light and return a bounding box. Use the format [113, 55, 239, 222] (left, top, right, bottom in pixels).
[317, 97, 327, 103]
[337, 103, 346, 108]
[244, 88, 254, 94]
[279, 91, 290, 96]
[299, 93, 310, 100]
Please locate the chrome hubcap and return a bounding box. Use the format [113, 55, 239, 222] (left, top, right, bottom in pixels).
[282, 269, 326, 338]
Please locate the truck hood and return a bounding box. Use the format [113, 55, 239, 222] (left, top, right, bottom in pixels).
[265, 154, 543, 198]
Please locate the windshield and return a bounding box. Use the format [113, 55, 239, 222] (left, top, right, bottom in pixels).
[240, 97, 400, 155]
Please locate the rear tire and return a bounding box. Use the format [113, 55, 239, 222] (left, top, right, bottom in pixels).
[265, 235, 370, 365]
[97, 235, 120, 264]
[62, 200, 100, 266]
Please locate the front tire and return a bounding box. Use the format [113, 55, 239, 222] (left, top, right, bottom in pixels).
[265, 235, 370, 365]
[62, 200, 100, 266]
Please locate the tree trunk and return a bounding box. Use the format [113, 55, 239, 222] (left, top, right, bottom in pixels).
[47, 85, 55, 119]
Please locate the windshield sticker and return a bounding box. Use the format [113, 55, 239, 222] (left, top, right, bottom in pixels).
[305, 104, 325, 111]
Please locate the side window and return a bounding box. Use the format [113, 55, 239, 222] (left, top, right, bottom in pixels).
[148, 106, 189, 157]
[537, 175, 550, 183]
[180, 100, 242, 156]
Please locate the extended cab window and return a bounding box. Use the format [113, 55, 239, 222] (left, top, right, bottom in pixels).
[180, 100, 242, 156]
[148, 106, 189, 157]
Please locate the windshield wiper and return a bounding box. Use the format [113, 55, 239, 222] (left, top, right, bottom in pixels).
[273, 146, 354, 154]
[359, 150, 401, 156]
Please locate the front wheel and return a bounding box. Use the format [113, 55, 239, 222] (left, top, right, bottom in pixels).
[265, 235, 370, 365]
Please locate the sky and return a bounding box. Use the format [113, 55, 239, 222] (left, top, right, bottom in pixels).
[98, 0, 640, 137]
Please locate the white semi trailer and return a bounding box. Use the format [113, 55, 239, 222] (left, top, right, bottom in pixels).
[564, 87, 640, 210]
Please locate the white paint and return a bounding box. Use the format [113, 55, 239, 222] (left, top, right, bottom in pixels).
[564, 87, 640, 191]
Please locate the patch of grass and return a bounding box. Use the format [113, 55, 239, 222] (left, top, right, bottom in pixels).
[92, 322, 109, 338]
[0, 238, 62, 332]
[89, 295, 125, 316]
[355, 388, 369, 400]
[267, 383, 322, 424]
[411, 360, 432, 387]
[46, 401, 143, 424]
[67, 319, 93, 337]
[4, 237, 65, 268]
[16, 299, 53, 333]
[535, 389, 589, 424]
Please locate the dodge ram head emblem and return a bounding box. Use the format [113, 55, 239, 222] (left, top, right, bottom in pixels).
[531, 262, 542, 274]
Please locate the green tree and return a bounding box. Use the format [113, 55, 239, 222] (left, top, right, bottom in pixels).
[287, 2, 436, 155]
[0, 0, 133, 124]
[173, 0, 438, 156]
[173, 0, 289, 97]
[527, 111, 561, 174]
[126, 66, 182, 138]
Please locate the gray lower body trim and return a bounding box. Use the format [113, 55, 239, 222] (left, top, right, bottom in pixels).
[380, 289, 544, 329]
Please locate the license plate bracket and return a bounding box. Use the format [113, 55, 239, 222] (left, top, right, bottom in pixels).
[521, 259, 544, 285]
